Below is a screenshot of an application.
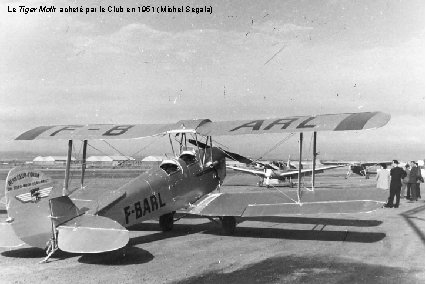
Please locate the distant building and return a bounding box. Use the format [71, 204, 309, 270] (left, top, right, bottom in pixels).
[33, 156, 76, 165]
[86, 156, 135, 167]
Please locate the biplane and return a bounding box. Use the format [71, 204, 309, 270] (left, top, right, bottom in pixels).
[227, 155, 342, 187]
[0, 111, 390, 262]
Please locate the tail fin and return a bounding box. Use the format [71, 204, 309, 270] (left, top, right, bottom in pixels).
[287, 155, 296, 169]
[4, 166, 61, 248]
[2, 166, 129, 254]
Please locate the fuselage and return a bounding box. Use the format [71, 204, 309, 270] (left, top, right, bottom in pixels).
[101, 148, 226, 227]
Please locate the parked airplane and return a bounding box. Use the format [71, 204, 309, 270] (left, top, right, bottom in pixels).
[0, 112, 390, 262]
[227, 155, 342, 187]
[320, 160, 392, 179]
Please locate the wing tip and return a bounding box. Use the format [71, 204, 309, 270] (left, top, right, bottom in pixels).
[15, 126, 54, 140]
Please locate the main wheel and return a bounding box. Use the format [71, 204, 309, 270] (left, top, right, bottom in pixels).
[159, 212, 174, 232]
[221, 216, 236, 235]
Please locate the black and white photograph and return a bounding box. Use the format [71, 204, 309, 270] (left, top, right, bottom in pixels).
[0, 0, 424, 283]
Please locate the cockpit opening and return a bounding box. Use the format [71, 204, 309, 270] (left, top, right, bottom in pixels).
[179, 149, 197, 165]
[160, 160, 180, 175]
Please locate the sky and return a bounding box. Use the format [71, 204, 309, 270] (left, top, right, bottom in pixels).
[0, 0, 424, 161]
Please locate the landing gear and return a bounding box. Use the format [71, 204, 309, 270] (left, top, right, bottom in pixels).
[221, 216, 236, 235]
[159, 212, 174, 232]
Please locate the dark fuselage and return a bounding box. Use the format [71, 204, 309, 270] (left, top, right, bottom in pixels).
[101, 148, 226, 227]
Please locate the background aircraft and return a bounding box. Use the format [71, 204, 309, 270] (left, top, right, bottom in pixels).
[227, 156, 343, 187]
[320, 160, 392, 179]
[0, 112, 390, 262]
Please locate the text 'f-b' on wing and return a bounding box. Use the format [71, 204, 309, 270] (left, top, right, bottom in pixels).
[197, 112, 391, 136]
[15, 124, 171, 140]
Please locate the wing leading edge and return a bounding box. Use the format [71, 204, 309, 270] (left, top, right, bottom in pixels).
[15, 112, 390, 140]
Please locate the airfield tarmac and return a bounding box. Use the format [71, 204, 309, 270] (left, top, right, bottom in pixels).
[0, 168, 424, 284]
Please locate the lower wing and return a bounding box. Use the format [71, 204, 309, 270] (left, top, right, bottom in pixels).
[185, 189, 387, 217]
[278, 165, 343, 178]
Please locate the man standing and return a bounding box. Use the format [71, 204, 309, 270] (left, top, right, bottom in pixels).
[401, 164, 410, 198]
[384, 160, 407, 208]
[407, 161, 419, 201]
[415, 162, 422, 199]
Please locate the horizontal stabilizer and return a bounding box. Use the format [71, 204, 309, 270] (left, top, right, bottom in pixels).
[0, 223, 25, 248]
[242, 200, 385, 217]
[57, 214, 129, 253]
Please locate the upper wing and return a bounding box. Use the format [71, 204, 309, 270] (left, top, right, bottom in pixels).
[15, 112, 390, 140]
[15, 124, 171, 140]
[197, 112, 390, 136]
[15, 119, 212, 140]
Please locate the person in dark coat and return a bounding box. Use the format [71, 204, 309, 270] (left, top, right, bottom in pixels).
[415, 162, 422, 199]
[407, 161, 419, 201]
[384, 160, 407, 208]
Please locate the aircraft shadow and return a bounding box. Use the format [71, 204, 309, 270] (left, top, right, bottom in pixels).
[1, 247, 77, 261]
[1, 247, 46, 259]
[1, 245, 153, 265]
[203, 227, 386, 243]
[78, 246, 154, 265]
[175, 254, 418, 284]
[241, 216, 382, 227]
[128, 220, 385, 245]
[128, 222, 210, 246]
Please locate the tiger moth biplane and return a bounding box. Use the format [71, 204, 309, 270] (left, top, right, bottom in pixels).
[0, 111, 390, 262]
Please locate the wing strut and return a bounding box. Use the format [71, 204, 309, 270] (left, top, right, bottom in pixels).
[63, 140, 72, 196]
[80, 140, 87, 189]
[297, 133, 303, 203]
[311, 132, 317, 190]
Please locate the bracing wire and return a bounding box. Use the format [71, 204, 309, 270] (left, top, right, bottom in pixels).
[130, 136, 163, 157]
[254, 133, 295, 162]
[86, 142, 114, 158]
[267, 183, 299, 204]
[102, 140, 132, 160]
